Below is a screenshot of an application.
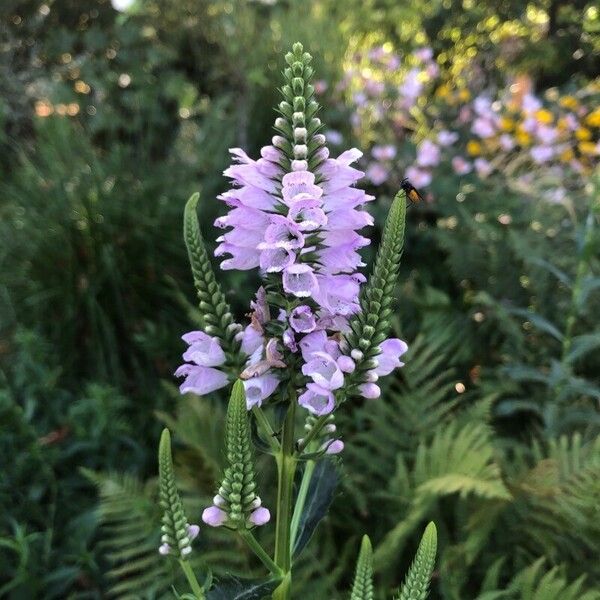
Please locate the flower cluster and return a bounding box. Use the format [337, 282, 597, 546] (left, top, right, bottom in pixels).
[176, 43, 408, 424]
[334, 42, 600, 202]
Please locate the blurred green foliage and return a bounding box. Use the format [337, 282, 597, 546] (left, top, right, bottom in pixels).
[1, 0, 599, 598]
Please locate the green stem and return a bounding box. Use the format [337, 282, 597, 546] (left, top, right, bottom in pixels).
[273, 390, 298, 599]
[239, 530, 283, 576]
[179, 559, 205, 599]
[295, 415, 328, 455]
[289, 459, 316, 552]
[252, 406, 281, 452]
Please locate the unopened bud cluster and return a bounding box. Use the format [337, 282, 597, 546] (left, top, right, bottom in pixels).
[158, 429, 200, 558]
[202, 381, 270, 529]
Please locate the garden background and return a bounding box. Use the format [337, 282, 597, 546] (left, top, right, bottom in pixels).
[1, 0, 599, 598]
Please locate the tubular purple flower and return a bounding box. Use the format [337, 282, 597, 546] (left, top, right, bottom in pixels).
[298, 383, 336, 415]
[181, 331, 226, 367]
[360, 383, 381, 399]
[260, 215, 305, 250]
[337, 355, 355, 373]
[324, 439, 344, 454]
[302, 351, 344, 390]
[202, 506, 228, 527]
[175, 364, 229, 396]
[248, 507, 271, 526]
[375, 338, 409, 376]
[283, 263, 319, 297]
[243, 373, 280, 408]
[290, 305, 317, 333]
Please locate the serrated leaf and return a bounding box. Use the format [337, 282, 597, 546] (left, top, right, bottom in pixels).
[292, 458, 339, 557]
[206, 576, 279, 600]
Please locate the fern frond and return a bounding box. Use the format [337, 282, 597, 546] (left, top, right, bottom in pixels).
[350, 535, 374, 600]
[396, 522, 437, 600]
[374, 422, 509, 569]
[84, 469, 173, 598]
[477, 558, 600, 600]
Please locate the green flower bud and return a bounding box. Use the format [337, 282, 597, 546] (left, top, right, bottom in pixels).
[205, 381, 269, 530]
[184, 194, 241, 367]
[350, 536, 374, 600]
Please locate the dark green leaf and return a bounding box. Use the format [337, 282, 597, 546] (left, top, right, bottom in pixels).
[206, 576, 279, 600]
[293, 458, 339, 557]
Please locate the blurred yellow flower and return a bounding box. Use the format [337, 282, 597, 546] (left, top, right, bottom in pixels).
[535, 109, 553, 124]
[575, 127, 592, 141]
[467, 140, 482, 155]
[585, 109, 600, 128]
[500, 117, 515, 131]
[560, 148, 574, 161]
[436, 84, 451, 99]
[559, 96, 578, 110]
[515, 128, 531, 146]
[578, 141, 598, 155]
[458, 88, 471, 102]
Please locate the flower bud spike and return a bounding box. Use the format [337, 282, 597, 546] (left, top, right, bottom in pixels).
[202, 381, 270, 529]
[395, 522, 437, 600]
[343, 193, 407, 395]
[350, 535, 374, 600]
[158, 429, 199, 559]
[184, 193, 241, 365]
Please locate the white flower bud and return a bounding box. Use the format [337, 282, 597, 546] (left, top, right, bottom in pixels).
[272, 135, 286, 148]
[366, 370, 379, 382]
[291, 160, 308, 171]
[351, 349, 363, 361]
[294, 127, 307, 142]
[294, 144, 308, 159]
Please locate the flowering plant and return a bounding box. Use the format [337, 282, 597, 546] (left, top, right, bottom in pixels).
[157, 43, 437, 599]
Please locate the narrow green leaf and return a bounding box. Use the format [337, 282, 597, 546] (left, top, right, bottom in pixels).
[565, 333, 600, 364]
[506, 308, 564, 341]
